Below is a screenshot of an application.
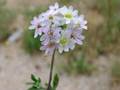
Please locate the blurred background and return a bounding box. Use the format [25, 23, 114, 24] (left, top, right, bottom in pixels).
[0, 0, 120, 90]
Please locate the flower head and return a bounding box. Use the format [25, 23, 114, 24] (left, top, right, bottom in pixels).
[29, 3, 87, 55]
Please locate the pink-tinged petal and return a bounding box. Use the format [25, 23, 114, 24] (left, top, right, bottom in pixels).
[42, 39, 49, 45]
[76, 39, 83, 45]
[40, 42, 56, 55]
[45, 49, 49, 55]
[79, 35, 85, 40]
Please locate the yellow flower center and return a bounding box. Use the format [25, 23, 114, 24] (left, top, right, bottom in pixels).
[49, 16, 53, 20]
[64, 12, 73, 19]
[60, 37, 68, 46]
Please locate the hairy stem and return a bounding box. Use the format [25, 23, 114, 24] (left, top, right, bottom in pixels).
[47, 49, 56, 90]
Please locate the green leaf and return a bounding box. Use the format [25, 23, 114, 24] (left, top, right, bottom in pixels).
[52, 74, 59, 90]
[31, 74, 37, 82]
[27, 74, 44, 90]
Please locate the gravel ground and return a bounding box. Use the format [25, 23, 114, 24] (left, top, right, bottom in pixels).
[0, 43, 117, 90]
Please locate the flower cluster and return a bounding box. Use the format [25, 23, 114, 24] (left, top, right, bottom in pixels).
[29, 3, 87, 54]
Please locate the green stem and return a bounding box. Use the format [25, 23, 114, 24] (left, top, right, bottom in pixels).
[47, 49, 56, 90]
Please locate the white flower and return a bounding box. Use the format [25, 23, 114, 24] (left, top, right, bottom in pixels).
[73, 15, 87, 30]
[70, 29, 85, 45]
[58, 30, 75, 53]
[59, 6, 78, 24]
[40, 28, 61, 45]
[29, 17, 40, 30]
[29, 16, 43, 38]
